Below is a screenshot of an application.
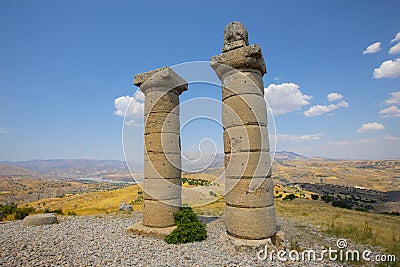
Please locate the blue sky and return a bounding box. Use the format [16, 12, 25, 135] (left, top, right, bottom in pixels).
[0, 0, 400, 161]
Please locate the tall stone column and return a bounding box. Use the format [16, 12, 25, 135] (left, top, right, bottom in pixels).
[211, 22, 277, 240]
[133, 67, 187, 228]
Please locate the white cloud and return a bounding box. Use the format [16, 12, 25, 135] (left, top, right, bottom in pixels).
[391, 32, 400, 43]
[373, 58, 400, 78]
[357, 122, 385, 133]
[264, 83, 312, 115]
[389, 42, 400, 55]
[385, 91, 400, 105]
[383, 134, 400, 141]
[304, 104, 337, 117]
[363, 42, 382, 54]
[327, 92, 343, 102]
[276, 133, 323, 141]
[124, 119, 142, 127]
[113, 90, 144, 126]
[336, 100, 349, 108]
[378, 105, 400, 118]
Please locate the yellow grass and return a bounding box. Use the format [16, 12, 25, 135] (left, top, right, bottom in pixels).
[25, 185, 142, 215]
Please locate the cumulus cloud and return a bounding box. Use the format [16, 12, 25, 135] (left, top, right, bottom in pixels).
[303, 104, 337, 117]
[264, 83, 312, 115]
[276, 133, 323, 141]
[327, 92, 343, 102]
[357, 122, 385, 133]
[363, 42, 382, 54]
[113, 90, 144, 126]
[389, 42, 400, 55]
[336, 100, 349, 108]
[385, 91, 400, 105]
[391, 32, 400, 43]
[114, 90, 144, 117]
[373, 58, 400, 78]
[378, 105, 400, 118]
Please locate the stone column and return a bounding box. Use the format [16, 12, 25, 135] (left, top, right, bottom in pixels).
[211, 22, 277, 240]
[133, 67, 187, 228]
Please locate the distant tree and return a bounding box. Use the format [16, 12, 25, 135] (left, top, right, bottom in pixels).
[332, 200, 352, 210]
[283, 194, 296, 201]
[321, 195, 333, 203]
[311, 194, 319, 200]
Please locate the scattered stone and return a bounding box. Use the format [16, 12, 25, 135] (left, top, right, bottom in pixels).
[119, 203, 133, 211]
[23, 213, 57, 226]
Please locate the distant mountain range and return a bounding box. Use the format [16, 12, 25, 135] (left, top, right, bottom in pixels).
[0, 151, 312, 177]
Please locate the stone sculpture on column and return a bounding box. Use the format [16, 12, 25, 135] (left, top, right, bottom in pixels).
[132, 67, 187, 229]
[211, 22, 277, 240]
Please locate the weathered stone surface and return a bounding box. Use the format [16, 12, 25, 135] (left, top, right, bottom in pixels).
[222, 94, 267, 128]
[223, 21, 249, 53]
[224, 125, 269, 153]
[211, 44, 266, 80]
[144, 152, 181, 179]
[144, 133, 180, 154]
[127, 221, 177, 239]
[144, 90, 180, 115]
[142, 199, 180, 227]
[144, 112, 180, 134]
[225, 205, 277, 239]
[142, 178, 182, 200]
[222, 70, 264, 100]
[134, 67, 188, 94]
[224, 151, 272, 178]
[134, 67, 168, 87]
[119, 203, 133, 211]
[225, 177, 274, 208]
[23, 213, 57, 226]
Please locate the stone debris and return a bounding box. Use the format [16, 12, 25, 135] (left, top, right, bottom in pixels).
[0, 214, 373, 266]
[118, 203, 133, 211]
[23, 213, 57, 226]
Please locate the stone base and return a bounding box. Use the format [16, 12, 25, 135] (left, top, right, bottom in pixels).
[220, 230, 285, 250]
[126, 221, 176, 239]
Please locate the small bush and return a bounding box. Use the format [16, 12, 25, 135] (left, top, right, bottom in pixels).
[311, 194, 319, 200]
[283, 194, 296, 201]
[14, 207, 33, 220]
[164, 207, 207, 244]
[44, 208, 63, 215]
[321, 195, 333, 203]
[332, 200, 352, 210]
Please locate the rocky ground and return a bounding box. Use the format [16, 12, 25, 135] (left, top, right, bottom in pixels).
[0, 212, 384, 266]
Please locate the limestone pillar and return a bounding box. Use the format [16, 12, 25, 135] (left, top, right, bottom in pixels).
[211, 22, 277, 239]
[134, 67, 187, 228]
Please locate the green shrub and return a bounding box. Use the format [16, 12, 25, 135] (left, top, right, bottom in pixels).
[44, 208, 63, 215]
[164, 207, 207, 244]
[332, 200, 353, 210]
[14, 207, 33, 220]
[311, 194, 319, 200]
[321, 195, 333, 203]
[283, 194, 296, 201]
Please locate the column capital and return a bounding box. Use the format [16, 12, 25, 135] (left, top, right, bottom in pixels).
[210, 44, 267, 80]
[134, 67, 188, 95]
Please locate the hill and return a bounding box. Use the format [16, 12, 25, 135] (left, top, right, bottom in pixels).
[0, 164, 40, 178]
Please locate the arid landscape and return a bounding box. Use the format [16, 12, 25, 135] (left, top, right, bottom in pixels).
[1, 154, 399, 266]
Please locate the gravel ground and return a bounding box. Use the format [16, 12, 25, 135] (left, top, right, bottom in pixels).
[0, 213, 381, 266]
